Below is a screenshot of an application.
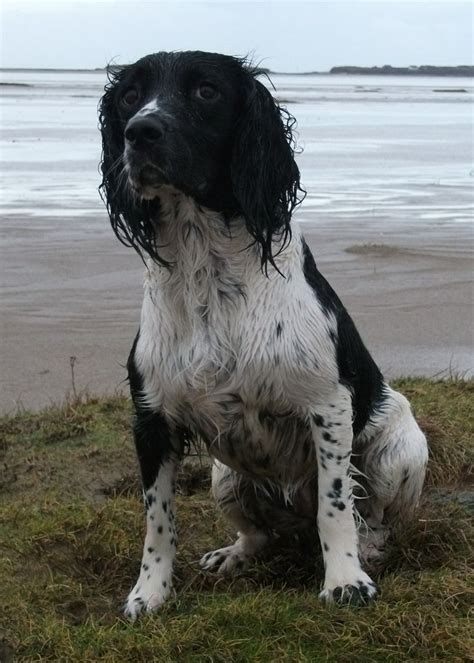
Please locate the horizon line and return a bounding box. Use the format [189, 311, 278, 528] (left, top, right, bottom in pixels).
[1, 64, 473, 75]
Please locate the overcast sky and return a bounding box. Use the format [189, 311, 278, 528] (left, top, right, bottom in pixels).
[1, 0, 472, 71]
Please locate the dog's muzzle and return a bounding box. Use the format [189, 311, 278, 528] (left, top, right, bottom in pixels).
[124, 115, 170, 194]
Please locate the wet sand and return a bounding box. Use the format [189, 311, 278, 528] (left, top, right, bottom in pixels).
[1, 210, 472, 414]
[1, 70, 472, 413]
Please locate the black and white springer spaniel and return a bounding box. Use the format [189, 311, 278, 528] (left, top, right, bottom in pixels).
[99, 51, 428, 619]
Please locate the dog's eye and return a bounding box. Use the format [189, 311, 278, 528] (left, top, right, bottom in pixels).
[196, 83, 219, 101]
[122, 88, 139, 106]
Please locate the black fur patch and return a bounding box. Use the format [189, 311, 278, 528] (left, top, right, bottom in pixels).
[301, 238, 386, 435]
[128, 331, 186, 490]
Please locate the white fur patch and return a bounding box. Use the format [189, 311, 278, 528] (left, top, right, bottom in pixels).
[135, 98, 161, 117]
[124, 461, 177, 619]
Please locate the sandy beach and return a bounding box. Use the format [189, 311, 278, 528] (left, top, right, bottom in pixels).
[1, 70, 473, 413]
[1, 209, 472, 414]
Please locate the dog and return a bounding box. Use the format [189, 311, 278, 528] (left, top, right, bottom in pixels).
[98, 51, 428, 619]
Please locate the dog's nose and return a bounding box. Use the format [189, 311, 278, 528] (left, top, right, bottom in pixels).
[124, 116, 165, 150]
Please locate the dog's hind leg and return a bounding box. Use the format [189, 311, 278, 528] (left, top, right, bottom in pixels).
[355, 386, 428, 562]
[355, 498, 392, 565]
[200, 461, 268, 575]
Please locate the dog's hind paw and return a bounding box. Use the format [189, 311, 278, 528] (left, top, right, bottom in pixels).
[358, 526, 390, 565]
[200, 545, 248, 575]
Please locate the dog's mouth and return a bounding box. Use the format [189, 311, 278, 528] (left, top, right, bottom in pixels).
[127, 160, 209, 201]
[128, 164, 169, 198]
[139, 164, 166, 186]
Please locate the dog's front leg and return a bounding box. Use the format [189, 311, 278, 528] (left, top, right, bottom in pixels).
[309, 385, 378, 605]
[124, 409, 181, 619]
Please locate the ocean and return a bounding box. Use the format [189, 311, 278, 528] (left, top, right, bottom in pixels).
[1, 69, 473, 228]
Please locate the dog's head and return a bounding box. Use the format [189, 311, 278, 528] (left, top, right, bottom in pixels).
[99, 51, 304, 269]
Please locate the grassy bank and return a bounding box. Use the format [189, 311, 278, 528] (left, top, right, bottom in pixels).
[0, 379, 472, 662]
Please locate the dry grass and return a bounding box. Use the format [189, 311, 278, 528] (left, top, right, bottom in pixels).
[0, 379, 472, 662]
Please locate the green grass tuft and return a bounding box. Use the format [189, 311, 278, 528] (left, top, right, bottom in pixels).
[0, 379, 472, 661]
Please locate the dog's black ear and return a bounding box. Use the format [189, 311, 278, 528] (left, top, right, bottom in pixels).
[231, 75, 305, 272]
[98, 66, 162, 263]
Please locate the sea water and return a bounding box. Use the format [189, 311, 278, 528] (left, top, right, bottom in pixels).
[1, 69, 472, 231]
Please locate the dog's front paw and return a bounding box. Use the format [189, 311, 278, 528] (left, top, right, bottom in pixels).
[200, 545, 248, 575]
[124, 574, 172, 620]
[319, 571, 378, 606]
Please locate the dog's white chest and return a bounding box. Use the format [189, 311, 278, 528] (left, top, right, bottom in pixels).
[137, 278, 249, 426]
[133, 207, 338, 480]
[137, 301, 319, 481]
[151, 318, 237, 424]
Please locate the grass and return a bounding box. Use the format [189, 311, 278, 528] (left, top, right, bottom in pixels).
[0, 379, 473, 662]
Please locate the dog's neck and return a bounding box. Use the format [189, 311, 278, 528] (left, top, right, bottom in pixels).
[151, 188, 250, 268]
[143, 190, 251, 323]
[142, 189, 297, 325]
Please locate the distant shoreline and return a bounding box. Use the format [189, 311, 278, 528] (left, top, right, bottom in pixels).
[1, 65, 473, 77]
[270, 65, 474, 77]
[327, 65, 474, 77]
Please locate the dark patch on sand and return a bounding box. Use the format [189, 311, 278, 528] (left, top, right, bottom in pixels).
[345, 243, 401, 257]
